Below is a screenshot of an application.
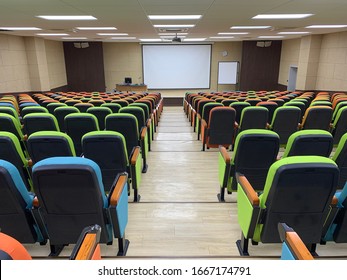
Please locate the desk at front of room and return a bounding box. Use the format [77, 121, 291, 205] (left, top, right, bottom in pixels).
[115, 84, 147, 92]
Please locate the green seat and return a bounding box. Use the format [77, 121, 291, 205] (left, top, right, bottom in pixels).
[332, 133, 347, 189]
[101, 103, 122, 113]
[236, 156, 339, 256]
[87, 107, 113, 130]
[230, 101, 251, 124]
[82, 131, 142, 202]
[0, 132, 32, 190]
[218, 129, 279, 202]
[46, 103, 67, 115]
[27, 131, 76, 164]
[64, 113, 99, 156]
[21, 106, 48, 118]
[237, 106, 268, 133]
[331, 107, 347, 145]
[0, 106, 21, 122]
[23, 113, 59, 136]
[0, 113, 27, 151]
[53, 106, 80, 133]
[268, 107, 301, 146]
[74, 102, 94, 113]
[282, 130, 333, 158]
[106, 113, 148, 173]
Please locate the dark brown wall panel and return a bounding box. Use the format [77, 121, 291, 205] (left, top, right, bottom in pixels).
[63, 42, 106, 92]
[239, 40, 282, 91]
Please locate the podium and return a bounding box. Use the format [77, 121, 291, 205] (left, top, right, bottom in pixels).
[116, 84, 147, 92]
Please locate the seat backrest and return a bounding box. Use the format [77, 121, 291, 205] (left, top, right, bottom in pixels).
[53, 106, 80, 132]
[0, 113, 25, 142]
[87, 107, 113, 130]
[82, 131, 129, 192]
[0, 232, 32, 260]
[260, 156, 339, 243]
[207, 107, 236, 146]
[0, 132, 31, 190]
[0, 160, 45, 244]
[283, 130, 333, 158]
[32, 157, 111, 245]
[74, 102, 94, 113]
[111, 100, 129, 107]
[105, 113, 139, 157]
[64, 113, 99, 156]
[202, 103, 223, 124]
[270, 107, 301, 145]
[230, 102, 251, 124]
[301, 106, 333, 131]
[129, 103, 149, 121]
[257, 101, 278, 123]
[283, 101, 306, 119]
[27, 131, 76, 164]
[196, 99, 213, 117]
[332, 107, 347, 145]
[332, 133, 347, 189]
[119, 107, 145, 133]
[100, 103, 122, 113]
[23, 113, 59, 136]
[21, 106, 48, 117]
[238, 106, 268, 132]
[231, 129, 280, 191]
[0, 107, 20, 120]
[46, 103, 67, 114]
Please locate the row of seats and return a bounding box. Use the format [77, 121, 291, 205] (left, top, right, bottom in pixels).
[184, 91, 347, 150]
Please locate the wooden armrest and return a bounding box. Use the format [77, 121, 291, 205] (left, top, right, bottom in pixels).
[201, 119, 207, 128]
[219, 145, 231, 163]
[109, 173, 128, 206]
[27, 159, 33, 167]
[286, 232, 314, 260]
[331, 195, 338, 206]
[146, 119, 151, 128]
[140, 126, 147, 140]
[23, 134, 28, 141]
[236, 173, 259, 206]
[75, 233, 98, 260]
[234, 122, 239, 128]
[130, 146, 141, 165]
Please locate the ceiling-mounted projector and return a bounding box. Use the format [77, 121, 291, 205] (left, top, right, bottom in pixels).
[172, 37, 182, 43]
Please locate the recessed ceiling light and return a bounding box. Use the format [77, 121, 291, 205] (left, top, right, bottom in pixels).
[0, 27, 42, 30]
[148, 15, 202, 20]
[97, 33, 128, 36]
[258, 36, 284, 39]
[110, 37, 136, 40]
[36, 33, 69, 36]
[153, 24, 195, 28]
[139, 39, 163, 42]
[253, 14, 313, 19]
[76, 27, 117, 30]
[278, 31, 310, 35]
[37, 15, 97, 20]
[231, 26, 271, 29]
[183, 38, 206, 41]
[218, 32, 249, 35]
[62, 37, 88, 40]
[160, 35, 186, 39]
[305, 25, 347, 28]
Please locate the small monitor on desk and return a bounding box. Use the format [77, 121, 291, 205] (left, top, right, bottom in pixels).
[124, 77, 132, 84]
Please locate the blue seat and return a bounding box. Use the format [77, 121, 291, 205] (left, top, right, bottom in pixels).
[32, 157, 129, 256]
[0, 160, 46, 245]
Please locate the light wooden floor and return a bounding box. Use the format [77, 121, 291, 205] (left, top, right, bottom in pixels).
[25, 106, 347, 259]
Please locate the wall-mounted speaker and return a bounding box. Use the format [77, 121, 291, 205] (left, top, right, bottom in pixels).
[73, 42, 89, 49]
[256, 41, 272, 48]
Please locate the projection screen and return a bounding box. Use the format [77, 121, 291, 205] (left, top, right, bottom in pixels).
[142, 44, 212, 89]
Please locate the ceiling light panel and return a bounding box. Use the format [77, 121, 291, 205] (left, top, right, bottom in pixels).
[76, 27, 116, 30]
[37, 15, 97, 20]
[153, 25, 195, 28]
[253, 14, 313, 19]
[306, 25, 347, 28]
[97, 33, 128, 36]
[148, 15, 202, 20]
[0, 27, 41, 30]
[36, 33, 69, 36]
[231, 26, 271, 29]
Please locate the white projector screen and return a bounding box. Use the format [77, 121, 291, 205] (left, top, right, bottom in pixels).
[142, 44, 212, 89]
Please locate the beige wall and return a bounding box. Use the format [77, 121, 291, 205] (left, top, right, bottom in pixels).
[103, 42, 242, 97]
[0, 34, 31, 93]
[316, 31, 347, 91]
[0, 34, 67, 93]
[45, 40, 67, 90]
[278, 38, 301, 86]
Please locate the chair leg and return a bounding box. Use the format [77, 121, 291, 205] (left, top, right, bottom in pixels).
[133, 189, 141, 202]
[217, 187, 225, 202]
[236, 233, 250, 256]
[307, 243, 318, 256]
[49, 244, 65, 257]
[117, 237, 130, 256]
